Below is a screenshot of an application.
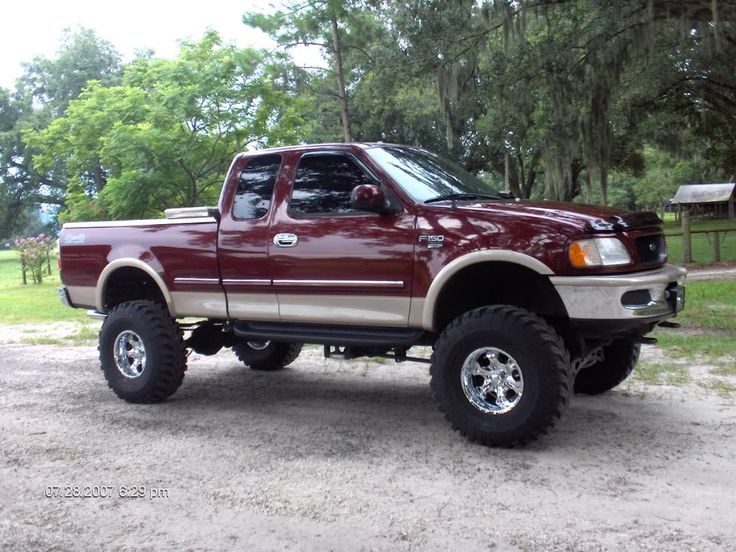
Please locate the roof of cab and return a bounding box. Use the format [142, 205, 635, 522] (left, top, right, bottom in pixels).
[234, 142, 405, 159]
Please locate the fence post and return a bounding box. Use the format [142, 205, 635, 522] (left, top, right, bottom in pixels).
[713, 231, 721, 263]
[21, 259, 27, 285]
[682, 207, 692, 264]
[46, 249, 52, 275]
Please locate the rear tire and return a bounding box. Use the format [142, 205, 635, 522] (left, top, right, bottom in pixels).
[573, 338, 640, 395]
[99, 300, 187, 403]
[430, 306, 572, 447]
[233, 340, 302, 371]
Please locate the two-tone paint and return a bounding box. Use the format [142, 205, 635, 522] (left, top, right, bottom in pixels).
[59, 142, 683, 333]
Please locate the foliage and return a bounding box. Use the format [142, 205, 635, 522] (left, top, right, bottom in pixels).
[1, 2, 735, 230]
[246, 0, 735, 204]
[0, 250, 88, 323]
[27, 32, 307, 221]
[0, 29, 121, 239]
[13, 233, 53, 284]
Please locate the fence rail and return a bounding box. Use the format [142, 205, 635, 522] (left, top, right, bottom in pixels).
[672, 209, 735, 263]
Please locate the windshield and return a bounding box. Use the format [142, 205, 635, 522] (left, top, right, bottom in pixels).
[365, 146, 500, 203]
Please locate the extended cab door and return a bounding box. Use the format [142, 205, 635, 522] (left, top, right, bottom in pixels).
[218, 154, 283, 320]
[269, 151, 416, 326]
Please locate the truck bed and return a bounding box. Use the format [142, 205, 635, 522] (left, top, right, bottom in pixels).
[59, 216, 223, 317]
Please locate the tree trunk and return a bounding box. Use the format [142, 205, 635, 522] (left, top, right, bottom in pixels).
[92, 160, 106, 193]
[523, 169, 536, 199]
[438, 63, 459, 159]
[330, 11, 352, 142]
[599, 165, 608, 206]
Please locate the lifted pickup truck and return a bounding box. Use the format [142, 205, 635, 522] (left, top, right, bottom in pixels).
[58, 143, 686, 446]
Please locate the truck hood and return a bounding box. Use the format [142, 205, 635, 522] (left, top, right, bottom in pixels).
[452, 200, 662, 233]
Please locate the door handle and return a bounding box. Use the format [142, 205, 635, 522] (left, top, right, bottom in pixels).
[273, 233, 298, 247]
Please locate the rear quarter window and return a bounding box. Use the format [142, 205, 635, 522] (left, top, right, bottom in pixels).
[232, 155, 282, 219]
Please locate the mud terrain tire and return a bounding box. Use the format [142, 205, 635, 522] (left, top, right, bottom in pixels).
[99, 300, 186, 403]
[430, 305, 572, 447]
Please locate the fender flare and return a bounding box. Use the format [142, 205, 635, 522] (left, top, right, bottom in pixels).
[96, 258, 176, 316]
[419, 250, 554, 330]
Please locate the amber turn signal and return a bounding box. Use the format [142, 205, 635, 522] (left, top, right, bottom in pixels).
[568, 241, 591, 268]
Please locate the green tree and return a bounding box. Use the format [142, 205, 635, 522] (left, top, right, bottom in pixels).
[0, 29, 122, 239]
[245, 0, 366, 142]
[28, 32, 307, 221]
[16, 27, 122, 118]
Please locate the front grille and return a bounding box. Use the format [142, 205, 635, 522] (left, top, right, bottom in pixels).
[635, 234, 666, 264]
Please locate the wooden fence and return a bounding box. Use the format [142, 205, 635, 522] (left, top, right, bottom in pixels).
[673, 209, 733, 263]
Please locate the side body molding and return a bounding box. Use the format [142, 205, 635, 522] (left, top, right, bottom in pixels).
[96, 258, 176, 316]
[415, 250, 554, 331]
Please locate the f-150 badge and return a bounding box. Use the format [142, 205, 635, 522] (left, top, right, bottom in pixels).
[419, 235, 445, 249]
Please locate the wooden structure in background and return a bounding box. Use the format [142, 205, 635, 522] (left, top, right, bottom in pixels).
[673, 183, 736, 219]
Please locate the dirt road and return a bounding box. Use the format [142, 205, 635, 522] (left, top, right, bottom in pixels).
[1, 342, 734, 551]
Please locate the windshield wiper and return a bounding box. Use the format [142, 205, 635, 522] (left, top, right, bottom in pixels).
[424, 192, 502, 204]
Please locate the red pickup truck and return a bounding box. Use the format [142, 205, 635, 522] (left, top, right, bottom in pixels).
[58, 143, 686, 446]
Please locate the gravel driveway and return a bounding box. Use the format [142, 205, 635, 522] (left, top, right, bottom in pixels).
[1, 341, 735, 551]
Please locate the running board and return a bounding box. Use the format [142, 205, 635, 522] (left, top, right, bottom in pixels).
[233, 321, 429, 347]
[324, 345, 432, 365]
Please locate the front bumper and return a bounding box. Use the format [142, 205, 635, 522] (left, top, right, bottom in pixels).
[550, 264, 687, 321]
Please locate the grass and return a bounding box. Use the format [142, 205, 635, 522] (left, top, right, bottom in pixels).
[697, 379, 736, 397]
[651, 331, 735, 358]
[665, 232, 736, 265]
[712, 363, 736, 377]
[635, 363, 691, 385]
[669, 280, 736, 331]
[0, 249, 88, 324]
[662, 217, 736, 265]
[650, 280, 736, 359]
[635, 280, 736, 394]
[21, 324, 99, 346]
[662, 217, 736, 234]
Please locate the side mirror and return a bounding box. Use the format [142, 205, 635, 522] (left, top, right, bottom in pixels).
[351, 184, 392, 214]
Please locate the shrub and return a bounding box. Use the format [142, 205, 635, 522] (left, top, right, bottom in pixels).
[15, 234, 54, 284]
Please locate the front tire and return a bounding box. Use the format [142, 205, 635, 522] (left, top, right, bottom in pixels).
[430, 306, 572, 447]
[233, 340, 302, 371]
[573, 338, 640, 395]
[99, 300, 187, 403]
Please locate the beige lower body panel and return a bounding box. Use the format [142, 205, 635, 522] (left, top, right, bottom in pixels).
[408, 298, 426, 329]
[226, 292, 279, 320]
[277, 294, 411, 327]
[74, 286, 413, 327]
[67, 285, 96, 309]
[170, 291, 228, 318]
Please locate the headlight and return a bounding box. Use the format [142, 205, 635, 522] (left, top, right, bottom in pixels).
[569, 238, 631, 268]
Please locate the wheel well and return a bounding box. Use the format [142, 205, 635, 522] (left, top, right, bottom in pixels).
[433, 262, 568, 331]
[103, 267, 167, 312]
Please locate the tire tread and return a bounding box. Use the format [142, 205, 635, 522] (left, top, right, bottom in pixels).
[99, 300, 187, 403]
[233, 341, 303, 371]
[430, 305, 571, 447]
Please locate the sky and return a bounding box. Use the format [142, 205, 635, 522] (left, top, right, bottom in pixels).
[0, 0, 308, 89]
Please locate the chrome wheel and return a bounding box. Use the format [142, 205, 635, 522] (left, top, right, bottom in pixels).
[114, 330, 147, 379]
[461, 347, 524, 415]
[246, 340, 271, 351]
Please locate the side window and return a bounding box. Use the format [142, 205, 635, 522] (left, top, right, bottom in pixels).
[290, 154, 375, 215]
[232, 155, 281, 219]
